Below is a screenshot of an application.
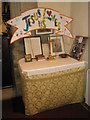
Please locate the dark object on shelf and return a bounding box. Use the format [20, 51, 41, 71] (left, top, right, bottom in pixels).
[35, 54, 45, 61]
[59, 54, 68, 58]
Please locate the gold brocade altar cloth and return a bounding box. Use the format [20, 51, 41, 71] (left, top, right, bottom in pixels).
[18, 57, 86, 116]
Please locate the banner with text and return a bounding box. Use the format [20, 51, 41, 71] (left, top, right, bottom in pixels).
[7, 8, 73, 44]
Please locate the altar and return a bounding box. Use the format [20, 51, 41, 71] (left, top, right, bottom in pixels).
[18, 56, 86, 116]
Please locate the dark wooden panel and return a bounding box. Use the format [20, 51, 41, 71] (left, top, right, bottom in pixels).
[2, 35, 13, 87]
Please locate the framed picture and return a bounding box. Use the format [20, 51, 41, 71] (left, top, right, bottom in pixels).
[70, 36, 88, 60]
[36, 29, 53, 35]
[49, 35, 65, 56]
[24, 36, 43, 58]
[25, 54, 32, 62]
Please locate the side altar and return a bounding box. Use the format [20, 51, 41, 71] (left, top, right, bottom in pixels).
[18, 57, 86, 115]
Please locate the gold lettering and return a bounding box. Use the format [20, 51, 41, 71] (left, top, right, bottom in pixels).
[43, 8, 46, 20]
[33, 12, 38, 21]
[58, 22, 60, 30]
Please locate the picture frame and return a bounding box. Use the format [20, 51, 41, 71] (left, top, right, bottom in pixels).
[24, 36, 43, 58]
[70, 36, 88, 60]
[49, 35, 65, 56]
[36, 29, 53, 35]
[25, 54, 32, 62]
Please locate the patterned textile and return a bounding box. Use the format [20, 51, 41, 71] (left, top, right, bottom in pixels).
[19, 65, 85, 116]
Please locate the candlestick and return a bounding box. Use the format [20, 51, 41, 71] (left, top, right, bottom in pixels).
[47, 36, 55, 60]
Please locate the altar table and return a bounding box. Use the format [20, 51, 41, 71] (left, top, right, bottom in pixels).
[18, 57, 86, 115]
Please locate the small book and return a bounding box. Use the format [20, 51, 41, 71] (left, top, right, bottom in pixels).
[35, 54, 45, 61]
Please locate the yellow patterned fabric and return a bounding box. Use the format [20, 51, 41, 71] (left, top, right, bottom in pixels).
[19, 65, 85, 116]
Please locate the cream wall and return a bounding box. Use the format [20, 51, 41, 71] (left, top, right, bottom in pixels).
[71, 3, 88, 37]
[38, 2, 71, 15]
[21, 2, 37, 12]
